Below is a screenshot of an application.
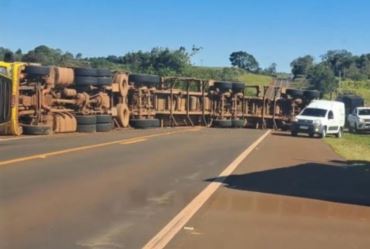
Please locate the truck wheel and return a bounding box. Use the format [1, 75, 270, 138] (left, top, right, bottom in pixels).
[286, 89, 303, 98]
[113, 73, 129, 97]
[96, 122, 113, 132]
[232, 119, 246, 128]
[213, 119, 232, 128]
[130, 119, 160, 129]
[74, 68, 98, 77]
[76, 115, 97, 133]
[75, 115, 97, 125]
[75, 76, 98, 86]
[77, 124, 96, 133]
[24, 66, 50, 76]
[128, 74, 160, 88]
[116, 104, 130, 127]
[214, 81, 232, 92]
[96, 115, 113, 132]
[97, 77, 113, 85]
[22, 124, 52, 135]
[96, 115, 113, 124]
[232, 82, 245, 93]
[97, 69, 112, 77]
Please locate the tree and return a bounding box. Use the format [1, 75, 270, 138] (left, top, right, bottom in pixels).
[321, 50, 353, 77]
[229, 51, 259, 72]
[290, 55, 314, 79]
[264, 63, 277, 75]
[122, 47, 192, 76]
[307, 63, 338, 94]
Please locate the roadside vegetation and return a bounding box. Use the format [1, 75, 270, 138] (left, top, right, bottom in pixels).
[325, 133, 370, 162]
[0, 45, 275, 84]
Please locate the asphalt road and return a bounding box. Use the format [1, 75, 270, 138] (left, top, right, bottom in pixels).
[0, 127, 265, 249]
[167, 132, 370, 249]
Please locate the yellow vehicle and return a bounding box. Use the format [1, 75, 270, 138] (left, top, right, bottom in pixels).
[0, 62, 24, 135]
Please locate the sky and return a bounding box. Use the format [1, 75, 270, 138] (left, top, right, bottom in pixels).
[1, 0, 370, 72]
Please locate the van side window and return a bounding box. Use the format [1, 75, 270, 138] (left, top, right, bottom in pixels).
[328, 111, 334, 119]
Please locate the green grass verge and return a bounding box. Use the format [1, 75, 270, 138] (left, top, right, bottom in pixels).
[237, 72, 273, 86]
[325, 132, 370, 162]
[335, 80, 370, 104]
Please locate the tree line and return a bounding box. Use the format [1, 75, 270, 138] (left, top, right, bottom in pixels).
[0, 45, 277, 80]
[290, 50, 370, 94]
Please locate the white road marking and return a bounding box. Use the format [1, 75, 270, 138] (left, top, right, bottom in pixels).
[142, 129, 271, 249]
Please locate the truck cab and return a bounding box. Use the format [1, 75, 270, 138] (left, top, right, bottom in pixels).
[291, 100, 345, 138]
[0, 62, 24, 135]
[0, 72, 12, 124]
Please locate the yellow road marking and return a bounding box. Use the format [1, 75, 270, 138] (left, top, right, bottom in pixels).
[0, 127, 202, 167]
[120, 138, 147, 145]
[142, 129, 271, 249]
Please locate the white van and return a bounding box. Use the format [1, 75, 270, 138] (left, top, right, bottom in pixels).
[291, 100, 345, 138]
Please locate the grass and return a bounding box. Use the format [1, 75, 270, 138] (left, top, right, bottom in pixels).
[333, 80, 370, 104]
[237, 72, 273, 86]
[325, 132, 370, 162]
[320, 79, 370, 162]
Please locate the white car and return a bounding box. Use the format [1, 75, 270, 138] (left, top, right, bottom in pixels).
[291, 100, 345, 138]
[347, 107, 370, 132]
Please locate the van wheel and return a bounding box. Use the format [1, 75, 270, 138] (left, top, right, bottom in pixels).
[291, 131, 298, 136]
[320, 127, 327, 138]
[349, 126, 353, 133]
[336, 128, 343, 138]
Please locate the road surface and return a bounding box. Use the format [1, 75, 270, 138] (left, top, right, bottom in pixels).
[0, 128, 369, 249]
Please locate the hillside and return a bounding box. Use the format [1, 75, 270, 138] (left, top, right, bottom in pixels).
[336, 80, 370, 104]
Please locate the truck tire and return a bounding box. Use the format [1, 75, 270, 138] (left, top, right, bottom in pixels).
[77, 124, 96, 133]
[74, 68, 98, 77]
[214, 81, 232, 92]
[75, 76, 98, 86]
[96, 122, 113, 132]
[232, 82, 245, 93]
[130, 119, 160, 129]
[97, 77, 113, 85]
[286, 89, 303, 98]
[232, 119, 246, 128]
[22, 124, 52, 135]
[97, 69, 112, 77]
[75, 115, 97, 125]
[96, 115, 113, 124]
[128, 74, 160, 87]
[303, 90, 320, 100]
[213, 119, 232, 128]
[24, 66, 50, 76]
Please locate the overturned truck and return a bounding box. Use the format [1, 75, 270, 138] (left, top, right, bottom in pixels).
[0, 62, 319, 135]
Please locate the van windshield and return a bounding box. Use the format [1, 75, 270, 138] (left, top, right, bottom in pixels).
[301, 108, 327, 117]
[358, 109, 370, 115]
